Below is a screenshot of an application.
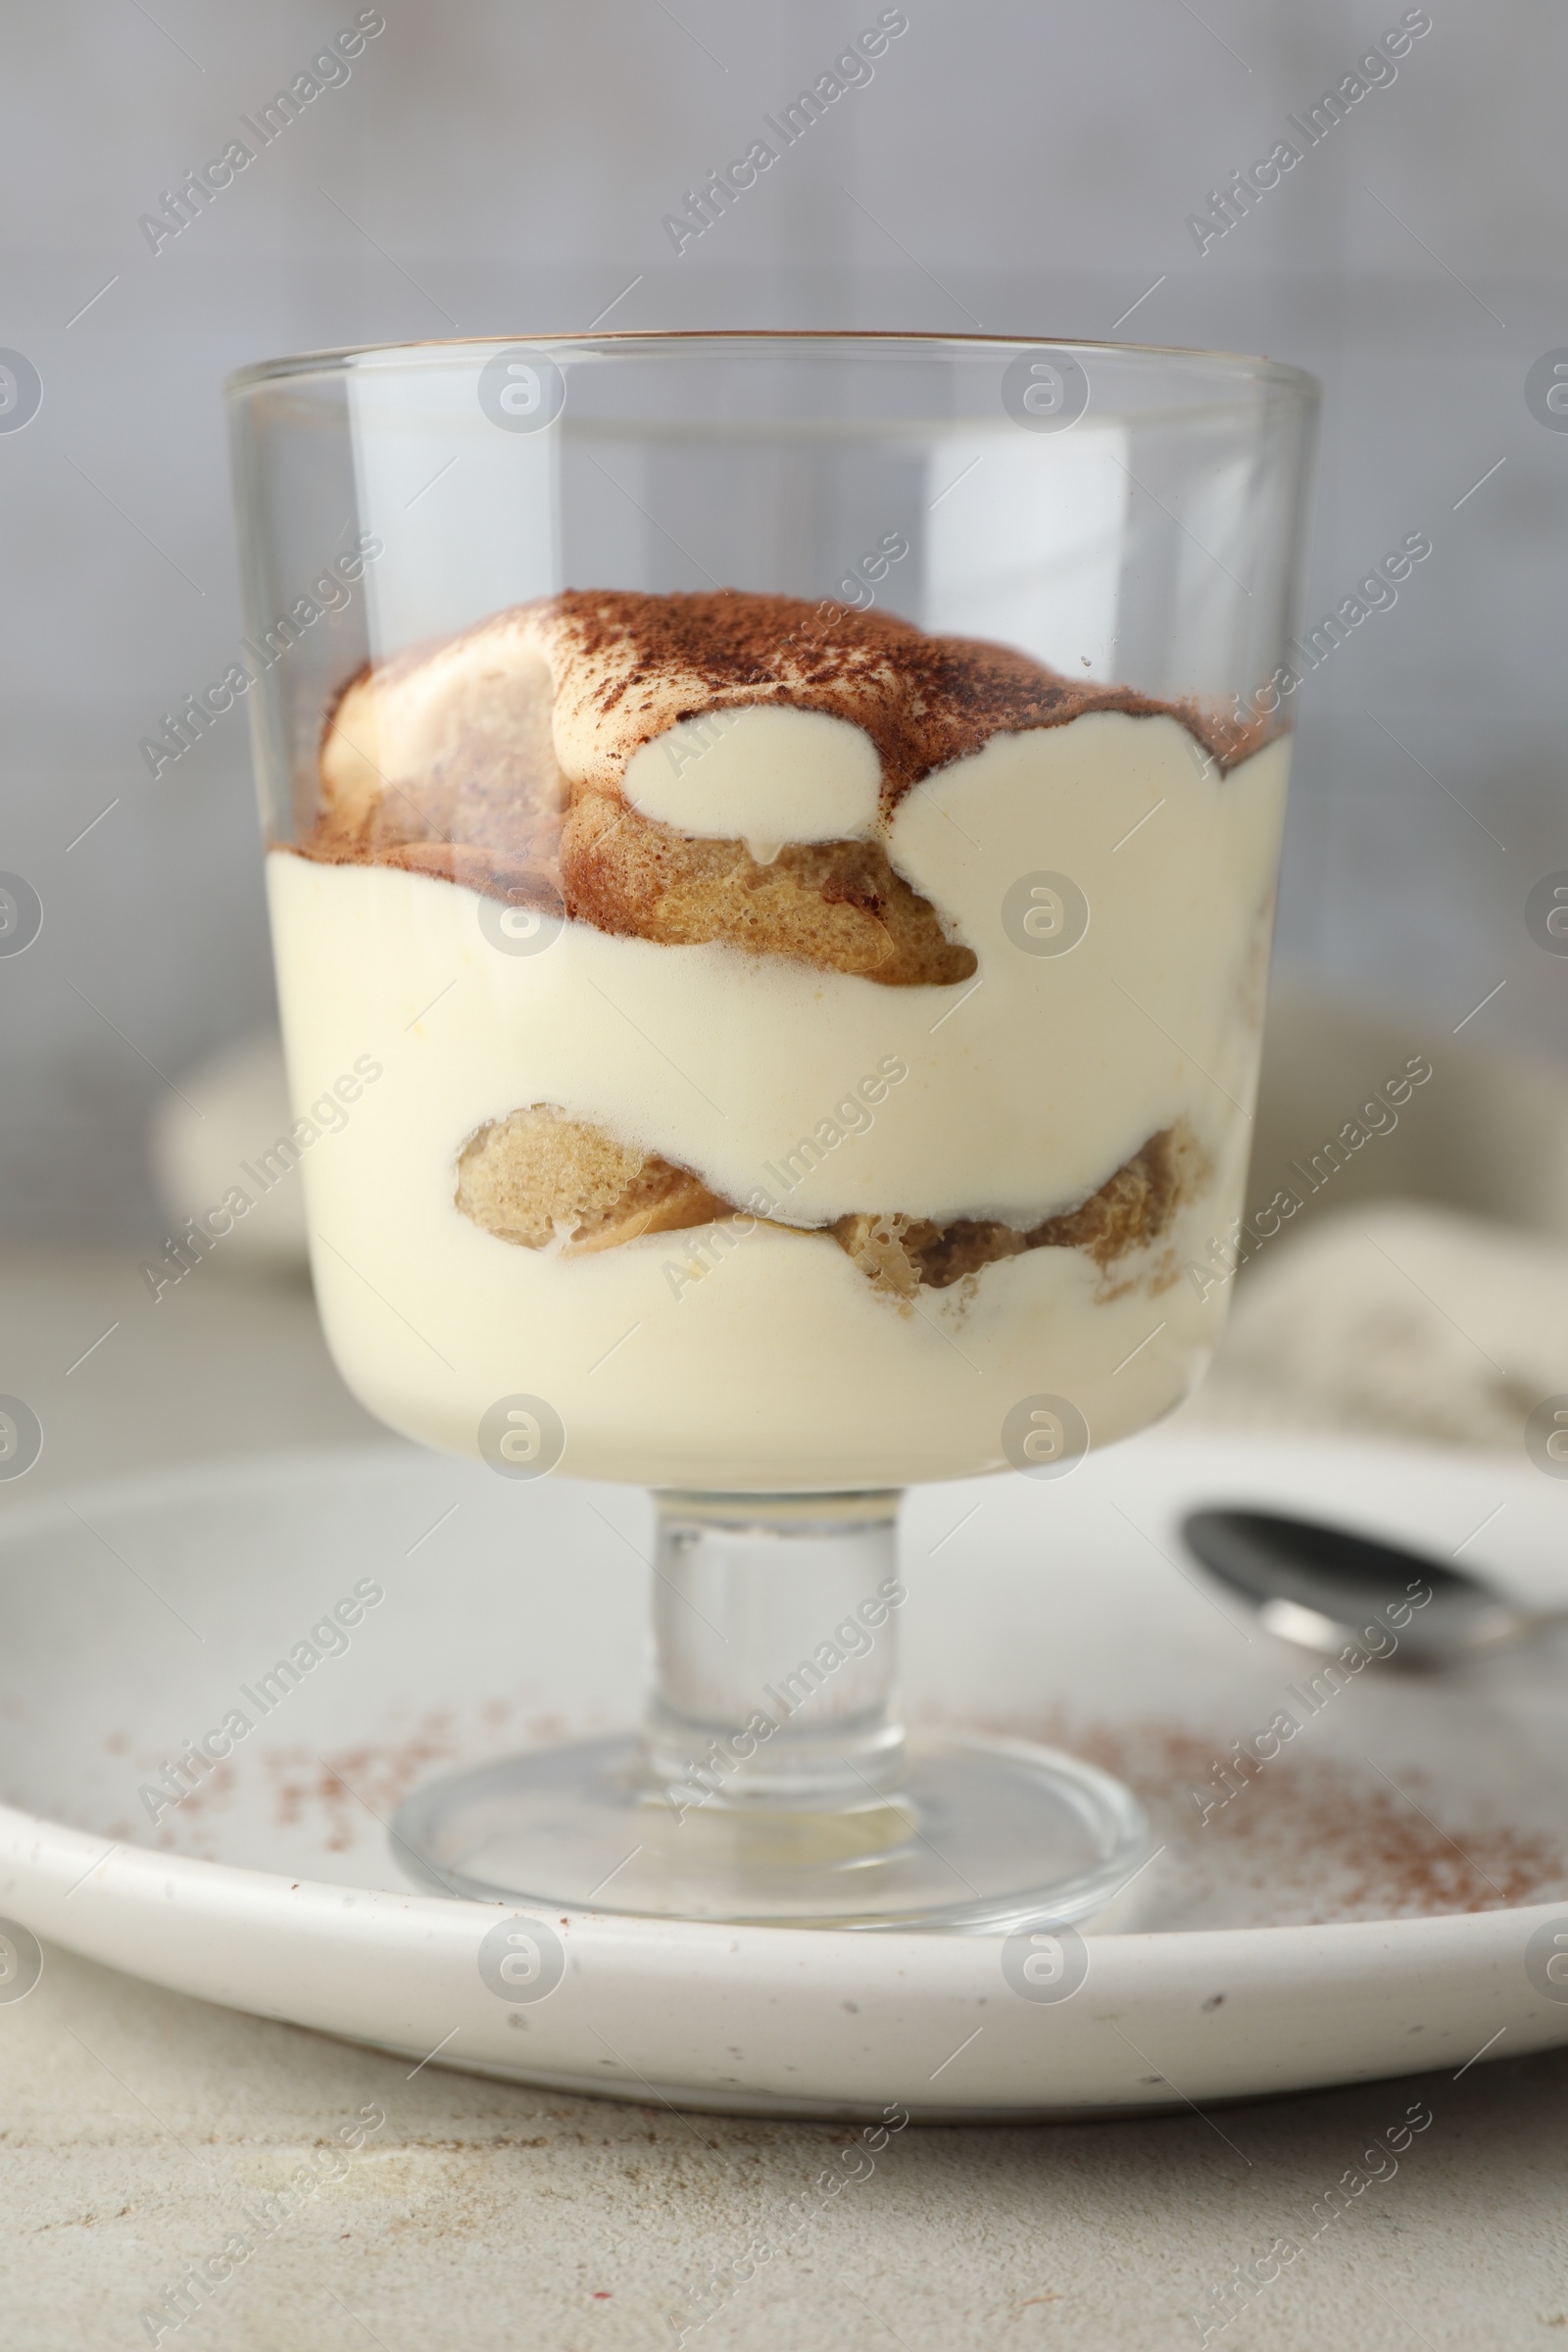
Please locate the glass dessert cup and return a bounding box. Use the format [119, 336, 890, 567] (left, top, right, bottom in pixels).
[226, 333, 1316, 1931]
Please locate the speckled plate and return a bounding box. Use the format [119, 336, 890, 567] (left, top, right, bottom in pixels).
[1, 1433, 1566, 2118]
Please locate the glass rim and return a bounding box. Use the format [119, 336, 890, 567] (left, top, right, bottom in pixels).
[224, 328, 1318, 404]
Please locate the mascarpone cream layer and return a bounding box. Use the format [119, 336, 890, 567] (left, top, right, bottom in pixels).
[267, 712, 1287, 1486]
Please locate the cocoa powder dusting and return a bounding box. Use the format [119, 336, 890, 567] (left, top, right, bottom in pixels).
[286, 581, 1282, 1024]
[106, 1680, 1564, 1928]
[1016, 1713, 1568, 1925]
[551, 588, 1268, 805]
[264, 1708, 576, 1853]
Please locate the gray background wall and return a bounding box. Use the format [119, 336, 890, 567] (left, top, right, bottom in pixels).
[2, 0, 1563, 1232]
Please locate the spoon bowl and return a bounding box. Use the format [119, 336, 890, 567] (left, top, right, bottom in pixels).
[1179, 1508, 1557, 1667]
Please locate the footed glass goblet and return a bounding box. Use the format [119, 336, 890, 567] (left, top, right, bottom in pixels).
[226, 332, 1315, 1930]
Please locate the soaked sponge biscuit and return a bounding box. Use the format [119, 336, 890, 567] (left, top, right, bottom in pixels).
[309, 607, 974, 985]
[303, 590, 1256, 986]
[456, 1104, 729, 1254]
[319, 625, 565, 869]
[561, 790, 974, 985]
[456, 1104, 1206, 1293]
[831, 1122, 1208, 1297]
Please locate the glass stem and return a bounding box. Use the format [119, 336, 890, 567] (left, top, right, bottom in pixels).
[641, 1492, 906, 1814]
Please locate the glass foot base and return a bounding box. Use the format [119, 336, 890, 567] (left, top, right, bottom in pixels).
[392, 1732, 1151, 1932]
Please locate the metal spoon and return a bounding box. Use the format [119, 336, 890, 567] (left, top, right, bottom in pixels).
[1180, 1507, 1568, 1667]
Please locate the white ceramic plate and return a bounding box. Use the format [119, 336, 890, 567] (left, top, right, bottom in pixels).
[2, 1433, 1566, 2119]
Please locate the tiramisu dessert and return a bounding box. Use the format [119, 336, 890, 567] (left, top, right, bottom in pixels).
[267, 591, 1289, 1487]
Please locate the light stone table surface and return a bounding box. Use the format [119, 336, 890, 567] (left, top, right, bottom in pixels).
[4, 1225, 1567, 2352]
